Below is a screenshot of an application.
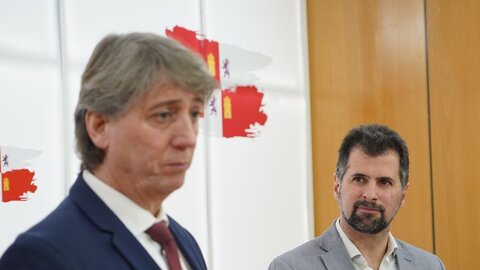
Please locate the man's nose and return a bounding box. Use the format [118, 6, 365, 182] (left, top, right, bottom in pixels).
[171, 115, 197, 149]
[362, 182, 378, 201]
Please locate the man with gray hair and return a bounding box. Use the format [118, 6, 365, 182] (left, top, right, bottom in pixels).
[0, 33, 217, 270]
[269, 124, 446, 270]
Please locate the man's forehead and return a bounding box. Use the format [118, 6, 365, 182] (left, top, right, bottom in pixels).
[345, 148, 400, 173]
[142, 84, 205, 104]
[348, 147, 399, 159]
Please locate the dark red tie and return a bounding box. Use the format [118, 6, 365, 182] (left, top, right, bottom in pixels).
[146, 221, 182, 270]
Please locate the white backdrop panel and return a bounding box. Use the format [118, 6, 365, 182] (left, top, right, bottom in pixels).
[0, 0, 58, 60]
[0, 0, 64, 254]
[208, 91, 311, 269]
[0, 60, 64, 253]
[204, 0, 311, 269]
[63, 0, 202, 65]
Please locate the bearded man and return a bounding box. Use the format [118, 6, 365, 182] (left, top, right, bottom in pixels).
[269, 124, 445, 270]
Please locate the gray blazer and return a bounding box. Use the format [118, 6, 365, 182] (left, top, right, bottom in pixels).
[269, 223, 446, 270]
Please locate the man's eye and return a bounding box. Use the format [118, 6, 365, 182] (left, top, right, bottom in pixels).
[380, 179, 392, 186]
[191, 110, 204, 119]
[352, 177, 364, 183]
[155, 111, 172, 120]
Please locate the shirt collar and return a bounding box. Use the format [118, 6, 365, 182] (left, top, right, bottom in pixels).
[336, 218, 362, 259]
[82, 170, 168, 236]
[385, 230, 398, 262]
[335, 218, 398, 261]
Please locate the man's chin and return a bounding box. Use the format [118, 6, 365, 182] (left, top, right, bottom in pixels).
[348, 215, 388, 234]
[358, 213, 381, 222]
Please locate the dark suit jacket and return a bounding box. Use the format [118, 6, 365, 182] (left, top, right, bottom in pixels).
[269, 222, 446, 270]
[0, 174, 207, 270]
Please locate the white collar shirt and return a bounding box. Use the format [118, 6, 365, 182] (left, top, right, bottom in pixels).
[83, 170, 191, 270]
[335, 218, 398, 270]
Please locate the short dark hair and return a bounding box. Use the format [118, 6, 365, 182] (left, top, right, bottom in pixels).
[74, 33, 218, 171]
[335, 124, 409, 188]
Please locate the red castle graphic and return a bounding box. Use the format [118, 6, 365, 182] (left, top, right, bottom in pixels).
[166, 26, 221, 82]
[166, 26, 268, 138]
[0, 146, 39, 202]
[222, 86, 267, 138]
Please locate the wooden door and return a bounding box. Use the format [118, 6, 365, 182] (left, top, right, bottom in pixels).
[427, 0, 480, 268]
[308, 0, 433, 251]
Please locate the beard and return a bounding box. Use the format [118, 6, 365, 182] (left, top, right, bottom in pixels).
[337, 187, 398, 234]
[342, 200, 390, 234]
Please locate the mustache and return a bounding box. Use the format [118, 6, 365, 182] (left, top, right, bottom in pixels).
[353, 200, 385, 213]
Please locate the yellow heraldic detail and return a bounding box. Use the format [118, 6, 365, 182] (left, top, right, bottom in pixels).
[223, 96, 232, 119]
[207, 53, 216, 76]
[3, 177, 9, 191]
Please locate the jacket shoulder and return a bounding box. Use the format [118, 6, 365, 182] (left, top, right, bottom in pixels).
[269, 237, 327, 270]
[396, 239, 446, 269]
[0, 198, 83, 270]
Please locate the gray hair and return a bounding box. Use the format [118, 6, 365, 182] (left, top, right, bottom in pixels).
[74, 32, 218, 171]
[335, 124, 409, 188]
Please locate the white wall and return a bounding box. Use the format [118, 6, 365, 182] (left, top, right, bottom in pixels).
[0, 0, 67, 253]
[0, 1, 313, 269]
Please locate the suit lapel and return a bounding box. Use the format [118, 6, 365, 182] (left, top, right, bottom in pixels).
[318, 224, 356, 270]
[319, 223, 418, 270]
[69, 174, 161, 270]
[321, 252, 356, 270]
[168, 216, 205, 270]
[395, 241, 416, 270]
[111, 233, 161, 270]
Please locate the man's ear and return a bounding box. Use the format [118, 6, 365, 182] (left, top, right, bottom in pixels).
[333, 172, 340, 200]
[400, 182, 410, 208]
[85, 111, 110, 150]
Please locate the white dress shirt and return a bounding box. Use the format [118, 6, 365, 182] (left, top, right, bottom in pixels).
[83, 170, 190, 270]
[336, 218, 398, 270]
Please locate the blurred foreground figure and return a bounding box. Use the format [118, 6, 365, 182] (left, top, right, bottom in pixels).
[0, 32, 217, 270]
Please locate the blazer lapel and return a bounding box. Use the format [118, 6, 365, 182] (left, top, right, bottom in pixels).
[318, 224, 356, 270]
[168, 216, 206, 270]
[70, 174, 161, 270]
[395, 242, 416, 270]
[321, 252, 356, 270]
[318, 223, 420, 270]
[111, 233, 161, 270]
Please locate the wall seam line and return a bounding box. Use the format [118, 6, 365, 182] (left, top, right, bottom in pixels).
[198, 0, 215, 268]
[423, 0, 437, 254]
[55, 0, 71, 196]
